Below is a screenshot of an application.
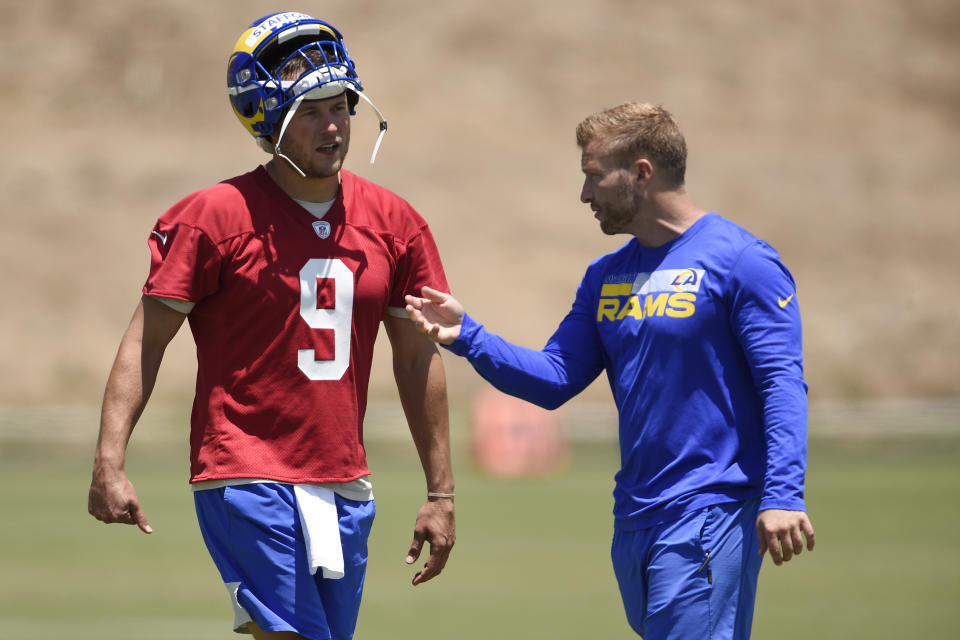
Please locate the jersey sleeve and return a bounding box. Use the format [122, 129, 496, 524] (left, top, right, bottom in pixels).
[388, 223, 449, 315]
[142, 205, 223, 304]
[728, 241, 808, 512]
[445, 273, 606, 410]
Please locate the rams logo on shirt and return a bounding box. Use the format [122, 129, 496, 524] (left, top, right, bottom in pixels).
[670, 269, 699, 290]
[597, 269, 704, 322]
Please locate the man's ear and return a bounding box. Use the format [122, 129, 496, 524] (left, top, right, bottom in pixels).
[634, 158, 654, 184]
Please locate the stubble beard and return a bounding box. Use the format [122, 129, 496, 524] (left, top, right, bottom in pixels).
[598, 180, 639, 235]
[277, 138, 349, 179]
[301, 150, 347, 179]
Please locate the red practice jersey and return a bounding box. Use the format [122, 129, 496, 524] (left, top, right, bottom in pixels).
[143, 167, 448, 484]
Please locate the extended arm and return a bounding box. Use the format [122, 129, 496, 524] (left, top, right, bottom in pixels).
[384, 313, 455, 586]
[88, 295, 187, 534]
[406, 287, 604, 410]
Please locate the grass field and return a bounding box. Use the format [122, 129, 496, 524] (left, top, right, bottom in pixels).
[0, 409, 958, 639]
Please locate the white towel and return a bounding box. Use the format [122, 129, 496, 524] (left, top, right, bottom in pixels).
[293, 485, 344, 579]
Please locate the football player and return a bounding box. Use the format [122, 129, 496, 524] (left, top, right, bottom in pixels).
[88, 11, 455, 640]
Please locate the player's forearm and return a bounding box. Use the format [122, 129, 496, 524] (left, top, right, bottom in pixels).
[94, 339, 156, 472]
[94, 303, 171, 472]
[395, 349, 454, 493]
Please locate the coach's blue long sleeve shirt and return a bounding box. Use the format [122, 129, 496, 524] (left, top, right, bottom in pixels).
[446, 213, 808, 529]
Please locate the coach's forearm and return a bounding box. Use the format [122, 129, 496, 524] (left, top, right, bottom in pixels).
[446, 314, 597, 411]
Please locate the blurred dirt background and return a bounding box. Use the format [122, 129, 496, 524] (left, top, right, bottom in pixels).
[1, 0, 958, 412]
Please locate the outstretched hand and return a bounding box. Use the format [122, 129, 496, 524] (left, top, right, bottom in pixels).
[404, 286, 465, 345]
[757, 509, 814, 565]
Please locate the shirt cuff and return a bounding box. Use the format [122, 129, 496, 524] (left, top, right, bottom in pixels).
[443, 312, 481, 357]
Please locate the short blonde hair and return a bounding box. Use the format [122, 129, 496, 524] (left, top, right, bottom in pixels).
[575, 103, 687, 188]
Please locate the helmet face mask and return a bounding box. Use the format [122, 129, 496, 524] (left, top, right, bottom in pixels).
[227, 12, 363, 142]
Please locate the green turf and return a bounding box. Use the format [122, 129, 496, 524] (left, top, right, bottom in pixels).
[0, 424, 957, 639]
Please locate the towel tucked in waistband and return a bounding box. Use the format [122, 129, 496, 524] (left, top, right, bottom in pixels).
[293, 485, 344, 579]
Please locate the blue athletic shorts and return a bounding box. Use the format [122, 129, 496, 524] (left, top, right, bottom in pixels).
[194, 483, 375, 640]
[611, 499, 762, 640]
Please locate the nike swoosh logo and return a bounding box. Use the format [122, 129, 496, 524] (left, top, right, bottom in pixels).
[151, 230, 168, 245]
[778, 294, 795, 308]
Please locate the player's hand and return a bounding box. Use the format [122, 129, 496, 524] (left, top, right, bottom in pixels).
[405, 497, 455, 585]
[404, 287, 464, 345]
[88, 466, 152, 534]
[757, 509, 814, 565]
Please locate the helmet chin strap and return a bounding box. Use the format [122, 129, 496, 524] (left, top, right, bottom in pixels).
[355, 90, 388, 164]
[275, 94, 308, 177]
[273, 90, 389, 175]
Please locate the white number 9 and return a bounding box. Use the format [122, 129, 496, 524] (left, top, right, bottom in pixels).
[298, 258, 353, 380]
